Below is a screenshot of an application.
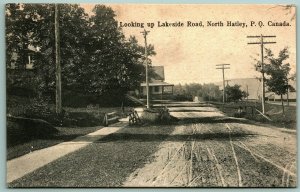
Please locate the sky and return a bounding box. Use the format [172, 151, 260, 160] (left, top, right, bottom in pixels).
[81, 4, 296, 84]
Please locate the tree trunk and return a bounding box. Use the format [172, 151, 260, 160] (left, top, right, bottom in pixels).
[280, 94, 285, 114]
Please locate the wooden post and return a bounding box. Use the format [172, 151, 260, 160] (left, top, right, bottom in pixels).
[161, 86, 164, 100]
[286, 84, 289, 106]
[260, 34, 266, 115]
[55, 4, 62, 114]
[246, 85, 249, 101]
[141, 29, 150, 109]
[135, 111, 141, 123]
[103, 114, 108, 126]
[216, 64, 230, 103]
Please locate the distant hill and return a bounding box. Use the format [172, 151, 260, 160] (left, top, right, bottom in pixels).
[214, 78, 296, 100]
[214, 78, 260, 100]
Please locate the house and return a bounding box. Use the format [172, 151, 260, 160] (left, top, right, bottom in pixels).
[7, 45, 40, 97]
[140, 66, 174, 99]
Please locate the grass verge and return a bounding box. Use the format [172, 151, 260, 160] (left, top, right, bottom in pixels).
[212, 101, 296, 129]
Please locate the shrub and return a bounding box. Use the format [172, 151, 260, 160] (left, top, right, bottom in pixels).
[7, 116, 59, 146]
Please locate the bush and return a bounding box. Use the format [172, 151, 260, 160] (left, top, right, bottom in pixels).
[62, 90, 126, 107]
[22, 96, 65, 126]
[173, 94, 193, 101]
[7, 94, 106, 127]
[7, 116, 59, 146]
[7, 86, 35, 97]
[67, 112, 104, 127]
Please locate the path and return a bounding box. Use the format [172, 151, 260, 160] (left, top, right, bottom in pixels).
[7, 124, 125, 183]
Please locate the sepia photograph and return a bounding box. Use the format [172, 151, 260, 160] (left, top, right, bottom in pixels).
[6, 3, 296, 187]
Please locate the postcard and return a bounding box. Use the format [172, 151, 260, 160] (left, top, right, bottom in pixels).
[6, 3, 296, 187]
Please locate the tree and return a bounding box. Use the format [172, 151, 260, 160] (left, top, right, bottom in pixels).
[173, 83, 222, 102]
[84, 5, 156, 96]
[6, 4, 56, 97]
[225, 84, 246, 102]
[124, 36, 156, 90]
[269, 5, 295, 21]
[264, 47, 291, 113]
[6, 4, 46, 70]
[201, 83, 222, 101]
[6, 4, 156, 107]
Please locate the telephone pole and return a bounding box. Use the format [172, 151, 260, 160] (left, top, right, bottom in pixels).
[55, 4, 62, 114]
[216, 64, 230, 103]
[246, 85, 249, 101]
[141, 29, 150, 109]
[247, 35, 276, 114]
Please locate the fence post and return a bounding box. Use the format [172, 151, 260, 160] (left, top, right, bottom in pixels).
[134, 111, 141, 123]
[103, 113, 108, 126]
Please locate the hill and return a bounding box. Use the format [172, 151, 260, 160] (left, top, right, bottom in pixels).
[214, 78, 296, 100]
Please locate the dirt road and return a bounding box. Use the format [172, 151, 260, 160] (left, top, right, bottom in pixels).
[9, 103, 297, 187]
[125, 103, 297, 187]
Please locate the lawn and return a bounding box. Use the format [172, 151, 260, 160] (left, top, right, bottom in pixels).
[212, 101, 296, 129]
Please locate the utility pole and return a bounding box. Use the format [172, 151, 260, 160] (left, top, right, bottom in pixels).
[286, 77, 292, 106]
[246, 85, 249, 101]
[141, 29, 150, 109]
[55, 4, 62, 114]
[247, 35, 276, 114]
[286, 86, 289, 106]
[216, 64, 230, 103]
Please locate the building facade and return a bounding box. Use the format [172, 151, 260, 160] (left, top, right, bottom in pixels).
[140, 66, 174, 100]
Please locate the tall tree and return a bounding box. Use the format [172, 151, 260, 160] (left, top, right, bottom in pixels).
[86, 5, 156, 95]
[6, 4, 55, 97]
[264, 47, 291, 113]
[6, 4, 156, 106]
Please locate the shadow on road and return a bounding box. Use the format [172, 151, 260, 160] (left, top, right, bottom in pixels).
[175, 116, 249, 125]
[62, 115, 256, 144]
[95, 132, 256, 143]
[169, 109, 217, 112]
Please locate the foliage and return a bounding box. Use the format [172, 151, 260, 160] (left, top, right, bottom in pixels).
[263, 47, 291, 113]
[173, 83, 222, 101]
[6, 4, 156, 108]
[264, 47, 291, 96]
[225, 84, 246, 102]
[201, 83, 222, 101]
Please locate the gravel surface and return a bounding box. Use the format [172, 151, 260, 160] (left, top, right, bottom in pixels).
[123, 104, 297, 187]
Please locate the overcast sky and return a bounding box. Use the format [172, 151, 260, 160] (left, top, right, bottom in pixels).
[82, 4, 296, 84]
